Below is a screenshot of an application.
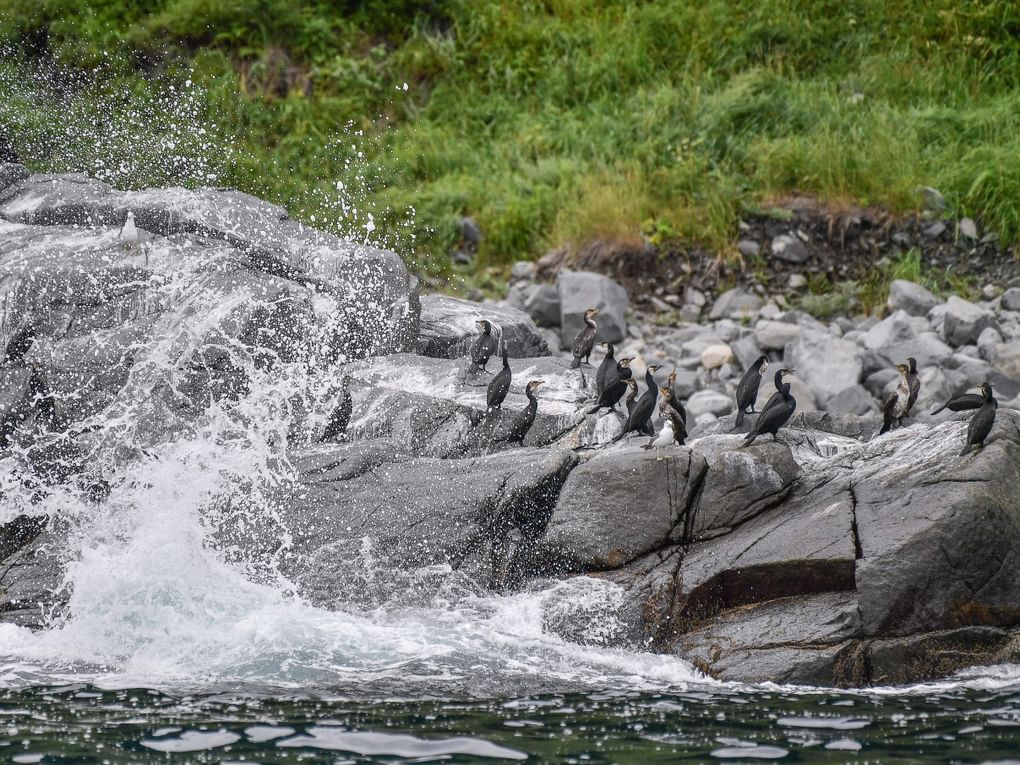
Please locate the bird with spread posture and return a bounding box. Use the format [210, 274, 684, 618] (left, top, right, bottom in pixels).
[320, 378, 353, 443]
[469, 319, 499, 375]
[743, 369, 796, 446]
[506, 380, 544, 444]
[931, 392, 985, 415]
[595, 342, 615, 396]
[613, 364, 662, 442]
[880, 363, 912, 435]
[570, 308, 599, 370]
[733, 355, 769, 429]
[904, 357, 921, 418]
[960, 382, 997, 456]
[587, 357, 633, 413]
[485, 342, 512, 416]
[658, 387, 687, 445]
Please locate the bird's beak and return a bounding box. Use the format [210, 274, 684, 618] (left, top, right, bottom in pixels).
[535, 381, 545, 388]
[592, 308, 600, 315]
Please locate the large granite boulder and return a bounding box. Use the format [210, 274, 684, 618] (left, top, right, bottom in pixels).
[415, 294, 549, 360]
[557, 270, 628, 347]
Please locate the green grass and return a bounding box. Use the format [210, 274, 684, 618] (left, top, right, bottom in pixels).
[2, 0, 1020, 284]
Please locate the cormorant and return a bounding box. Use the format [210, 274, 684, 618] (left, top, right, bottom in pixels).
[733, 355, 769, 429]
[930, 392, 985, 415]
[595, 342, 615, 396]
[506, 379, 544, 444]
[658, 387, 687, 445]
[486, 342, 512, 415]
[666, 367, 687, 425]
[624, 378, 639, 418]
[743, 369, 796, 446]
[4, 322, 36, 364]
[613, 364, 662, 442]
[879, 363, 911, 435]
[904, 356, 921, 417]
[960, 382, 997, 456]
[570, 308, 599, 369]
[469, 319, 499, 374]
[587, 357, 633, 413]
[320, 379, 353, 442]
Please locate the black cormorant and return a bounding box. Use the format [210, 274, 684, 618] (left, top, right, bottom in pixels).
[879, 363, 911, 435]
[743, 368, 796, 446]
[469, 319, 499, 374]
[665, 367, 688, 425]
[904, 356, 921, 417]
[506, 380, 544, 444]
[930, 392, 985, 415]
[613, 364, 662, 441]
[595, 342, 615, 396]
[570, 308, 599, 369]
[733, 355, 768, 429]
[320, 379, 353, 442]
[486, 342, 512, 414]
[658, 387, 687, 445]
[960, 382, 997, 456]
[624, 378, 639, 418]
[587, 357, 633, 413]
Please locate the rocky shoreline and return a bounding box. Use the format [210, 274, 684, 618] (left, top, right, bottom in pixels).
[1, 166, 1019, 687]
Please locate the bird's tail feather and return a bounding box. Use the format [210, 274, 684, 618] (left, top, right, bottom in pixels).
[742, 430, 757, 447]
[570, 357, 581, 369]
[733, 408, 745, 429]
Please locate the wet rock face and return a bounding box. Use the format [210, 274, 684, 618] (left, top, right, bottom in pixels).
[415, 294, 549, 360]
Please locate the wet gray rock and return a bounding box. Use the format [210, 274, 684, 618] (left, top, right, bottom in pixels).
[0, 522, 67, 629]
[887, 279, 938, 317]
[415, 295, 549, 360]
[943, 295, 998, 347]
[557, 270, 628, 347]
[708, 288, 763, 321]
[1001, 287, 1020, 312]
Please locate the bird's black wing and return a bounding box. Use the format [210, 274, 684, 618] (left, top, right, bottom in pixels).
[932, 392, 985, 414]
[735, 367, 761, 411]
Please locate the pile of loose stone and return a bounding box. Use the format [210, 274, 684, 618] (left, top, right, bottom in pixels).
[504, 265, 1020, 423]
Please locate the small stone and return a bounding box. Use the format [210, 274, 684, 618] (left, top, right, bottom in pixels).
[770, 234, 810, 264]
[510, 260, 536, 282]
[788, 274, 807, 290]
[1001, 287, 1020, 312]
[737, 239, 760, 258]
[759, 302, 781, 321]
[708, 288, 763, 321]
[679, 305, 702, 323]
[920, 186, 947, 212]
[701, 344, 735, 370]
[649, 296, 673, 313]
[754, 319, 801, 351]
[959, 217, 979, 241]
[887, 279, 938, 317]
[943, 295, 998, 347]
[685, 287, 707, 307]
[923, 221, 947, 239]
[686, 389, 733, 418]
[977, 326, 1004, 362]
[982, 284, 998, 301]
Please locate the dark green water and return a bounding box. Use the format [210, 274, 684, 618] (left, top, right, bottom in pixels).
[5, 680, 1020, 763]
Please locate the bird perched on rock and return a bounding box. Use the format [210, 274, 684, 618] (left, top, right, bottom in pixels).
[506, 380, 544, 444]
[120, 210, 139, 247]
[587, 357, 633, 413]
[733, 355, 768, 429]
[743, 369, 796, 446]
[904, 357, 921, 418]
[931, 392, 985, 415]
[960, 382, 997, 456]
[485, 342, 512, 416]
[624, 378, 639, 419]
[666, 368, 687, 424]
[642, 419, 675, 459]
[658, 387, 687, 446]
[595, 342, 615, 396]
[468, 319, 499, 375]
[320, 379, 353, 443]
[570, 308, 599, 370]
[880, 363, 912, 435]
[613, 364, 662, 442]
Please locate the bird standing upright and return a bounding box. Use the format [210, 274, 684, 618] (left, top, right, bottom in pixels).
[485, 341, 512, 416]
[595, 342, 615, 397]
[587, 357, 633, 413]
[506, 380, 544, 444]
[613, 364, 662, 441]
[880, 363, 912, 435]
[570, 308, 599, 370]
[468, 319, 499, 375]
[904, 356, 921, 418]
[743, 369, 796, 446]
[960, 382, 997, 456]
[733, 355, 769, 429]
[120, 210, 139, 248]
[658, 387, 687, 445]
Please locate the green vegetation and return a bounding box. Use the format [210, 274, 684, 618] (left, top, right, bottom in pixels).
[2, 0, 1020, 283]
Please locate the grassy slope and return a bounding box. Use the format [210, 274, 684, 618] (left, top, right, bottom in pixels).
[1, 0, 1019, 283]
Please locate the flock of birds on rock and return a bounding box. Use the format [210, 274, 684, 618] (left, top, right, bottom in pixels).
[462, 308, 1000, 458]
